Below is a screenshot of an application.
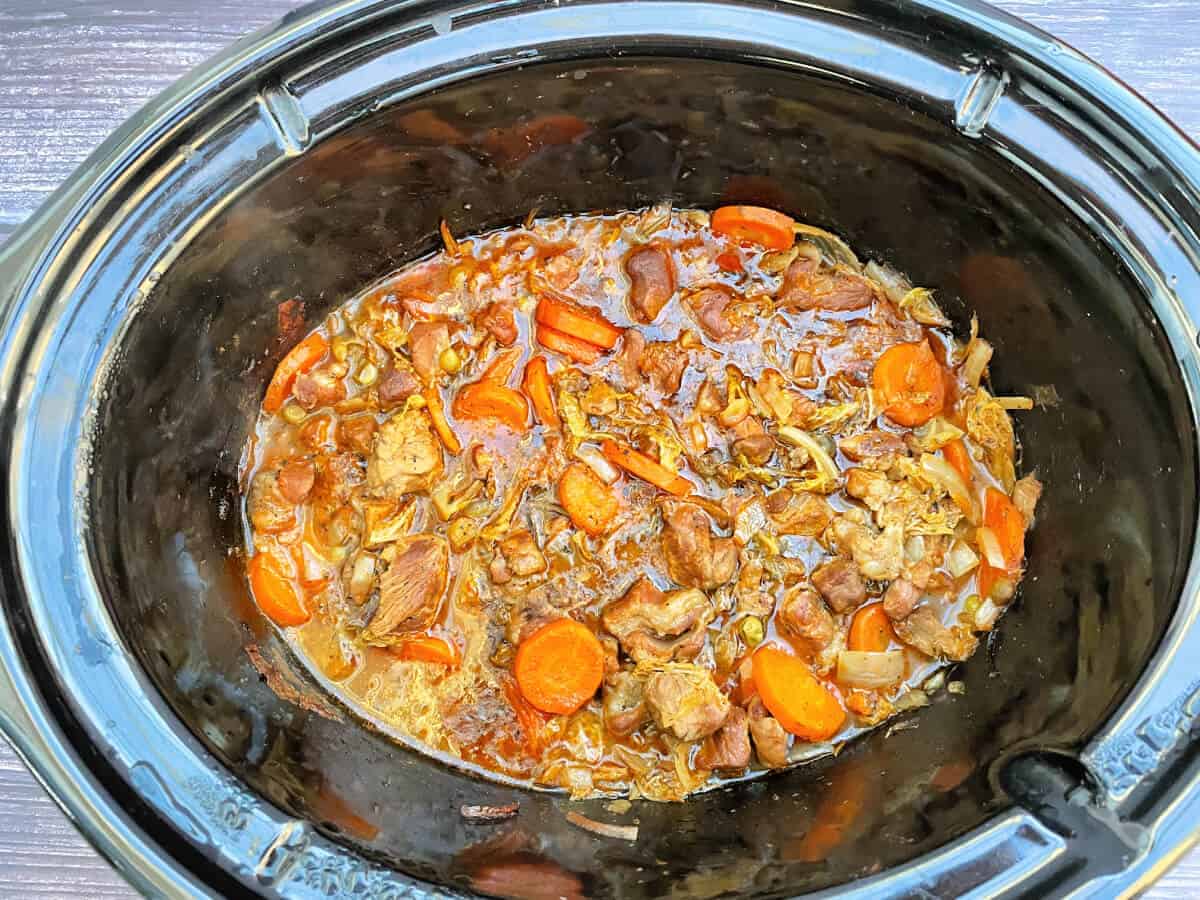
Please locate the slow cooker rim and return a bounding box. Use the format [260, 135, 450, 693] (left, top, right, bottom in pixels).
[0, 0, 1199, 897]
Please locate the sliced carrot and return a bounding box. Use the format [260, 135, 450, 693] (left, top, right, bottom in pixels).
[557, 462, 619, 536]
[711, 205, 796, 251]
[752, 645, 846, 742]
[536, 324, 604, 364]
[521, 355, 560, 428]
[715, 249, 744, 273]
[248, 550, 310, 627]
[600, 440, 693, 497]
[480, 347, 523, 384]
[535, 295, 623, 350]
[397, 635, 461, 667]
[872, 341, 946, 427]
[264, 332, 328, 413]
[943, 438, 973, 486]
[984, 486, 1025, 569]
[423, 387, 462, 454]
[848, 603, 894, 652]
[453, 380, 530, 431]
[514, 619, 605, 715]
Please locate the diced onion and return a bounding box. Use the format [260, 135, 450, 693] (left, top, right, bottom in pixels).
[976, 526, 1007, 569]
[778, 427, 840, 482]
[920, 453, 975, 521]
[574, 445, 620, 484]
[947, 540, 980, 578]
[893, 689, 930, 711]
[865, 260, 910, 305]
[837, 650, 906, 689]
[734, 499, 769, 547]
[913, 416, 965, 452]
[962, 338, 993, 388]
[905, 534, 927, 563]
[349, 555, 376, 601]
[975, 598, 1002, 630]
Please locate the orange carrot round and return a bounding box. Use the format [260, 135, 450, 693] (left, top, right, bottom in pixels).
[535, 295, 623, 349]
[522, 355, 560, 428]
[753, 645, 846, 741]
[248, 550, 310, 627]
[264, 332, 329, 413]
[983, 487, 1025, 569]
[558, 463, 619, 536]
[600, 440, 693, 497]
[711, 205, 796, 250]
[453, 380, 530, 431]
[872, 341, 946, 427]
[715, 250, 744, 273]
[398, 635, 461, 667]
[536, 324, 604, 364]
[943, 438, 973, 486]
[514, 619, 605, 715]
[848, 603, 894, 653]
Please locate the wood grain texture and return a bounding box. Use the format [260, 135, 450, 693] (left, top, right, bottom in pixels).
[0, 0, 1196, 897]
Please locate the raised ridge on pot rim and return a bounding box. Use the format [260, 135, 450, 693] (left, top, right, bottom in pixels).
[0, 1, 1198, 897]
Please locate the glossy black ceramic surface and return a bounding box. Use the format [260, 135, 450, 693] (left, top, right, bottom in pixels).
[1, 1, 1200, 897]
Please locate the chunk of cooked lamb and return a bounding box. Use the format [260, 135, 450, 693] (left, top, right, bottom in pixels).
[883, 577, 921, 621]
[643, 664, 731, 741]
[498, 530, 548, 579]
[811, 558, 867, 614]
[892, 606, 977, 661]
[777, 256, 874, 311]
[367, 408, 443, 497]
[626, 244, 676, 324]
[777, 586, 840, 674]
[747, 697, 790, 768]
[363, 534, 449, 639]
[662, 503, 738, 590]
[601, 577, 714, 663]
[684, 285, 753, 342]
[602, 671, 647, 736]
[695, 707, 751, 772]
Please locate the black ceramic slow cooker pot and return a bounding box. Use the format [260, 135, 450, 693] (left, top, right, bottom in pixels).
[1, 0, 1199, 896]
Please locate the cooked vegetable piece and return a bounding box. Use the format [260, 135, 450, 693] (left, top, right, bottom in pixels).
[848, 603, 894, 652]
[536, 324, 604, 364]
[558, 462, 619, 536]
[396, 635, 461, 667]
[711, 205, 796, 250]
[515, 618, 606, 715]
[264, 332, 329, 413]
[872, 341, 946, 427]
[522, 355, 560, 428]
[943, 438, 973, 486]
[248, 550, 310, 627]
[601, 440, 693, 497]
[453, 380, 531, 431]
[423, 387, 462, 454]
[535, 294, 623, 349]
[752, 645, 845, 741]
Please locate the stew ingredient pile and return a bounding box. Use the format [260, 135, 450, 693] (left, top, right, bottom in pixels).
[241, 204, 1041, 801]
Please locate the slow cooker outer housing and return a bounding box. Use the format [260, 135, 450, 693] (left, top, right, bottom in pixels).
[1, 0, 1200, 896]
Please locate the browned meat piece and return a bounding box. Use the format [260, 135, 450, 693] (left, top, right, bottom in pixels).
[408, 321, 450, 383]
[602, 671, 647, 735]
[839, 430, 907, 466]
[844, 467, 892, 510]
[247, 470, 295, 534]
[339, 415, 377, 455]
[893, 606, 977, 661]
[778, 586, 838, 671]
[734, 559, 775, 616]
[367, 408, 443, 497]
[613, 329, 645, 391]
[293, 369, 347, 410]
[626, 245, 676, 323]
[684, 285, 753, 342]
[277, 458, 316, 503]
[662, 503, 738, 590]
[643, 664, 731, 741]
[637, 341, 689, 395]
[318, 452, 366, 505]
[378, 361, 422, 407]
[695, 707, 751, 772]
[477, 302, 518, 346]
[830, 515, 904, 581]
[765, 489, 833, 537]
[601, 577, 714, 663]
[498, 530, 548, 579]
[777, 257, 874, 311]
[811, 558, 867, 613]
[883, 578, 921, 620]
[731, 433, 775, 465]
[364, 534, 449, 638]
[747, 697, 790, 768]
[1012, 475, 1043, 526]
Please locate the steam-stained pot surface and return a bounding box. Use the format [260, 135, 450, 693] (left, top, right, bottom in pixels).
[1, 1, 1199, 897]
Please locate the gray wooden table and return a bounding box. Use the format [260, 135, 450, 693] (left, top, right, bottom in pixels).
[1, 1, 1198, 896]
